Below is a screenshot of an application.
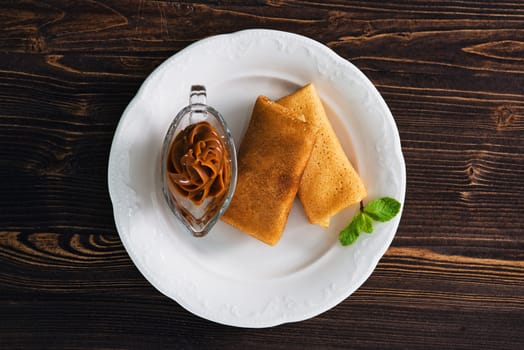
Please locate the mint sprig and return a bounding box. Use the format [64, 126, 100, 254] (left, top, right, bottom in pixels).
[339, 197, 401, 246]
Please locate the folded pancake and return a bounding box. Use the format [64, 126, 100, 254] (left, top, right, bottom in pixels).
[222, 96, 317, 245]
[277, 83, 367, 227]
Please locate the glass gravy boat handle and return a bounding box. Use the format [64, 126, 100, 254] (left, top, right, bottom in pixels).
[190, 85, 207, 105]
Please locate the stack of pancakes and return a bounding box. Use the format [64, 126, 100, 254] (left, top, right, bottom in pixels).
[222, 84, 367, 245]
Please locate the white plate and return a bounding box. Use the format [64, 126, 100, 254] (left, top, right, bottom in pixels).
[108, 29, 406, 328]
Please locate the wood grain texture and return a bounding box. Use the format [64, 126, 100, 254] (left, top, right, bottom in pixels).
[0, 0, 523, 349]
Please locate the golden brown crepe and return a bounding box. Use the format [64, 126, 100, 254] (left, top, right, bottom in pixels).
[277, 83, 367, 227]
[222, 96, 317, 245]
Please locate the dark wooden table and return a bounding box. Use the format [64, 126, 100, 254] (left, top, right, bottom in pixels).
[1, 1, 523, 349]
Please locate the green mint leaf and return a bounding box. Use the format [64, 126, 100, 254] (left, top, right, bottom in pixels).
[363, 197, 401, 222]
[339, 214, 362, 246]
[339, 212, 374, 245]
[359, 213, 374, 233]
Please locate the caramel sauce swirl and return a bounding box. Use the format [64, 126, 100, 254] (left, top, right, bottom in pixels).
[166, 121, 230, 205]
